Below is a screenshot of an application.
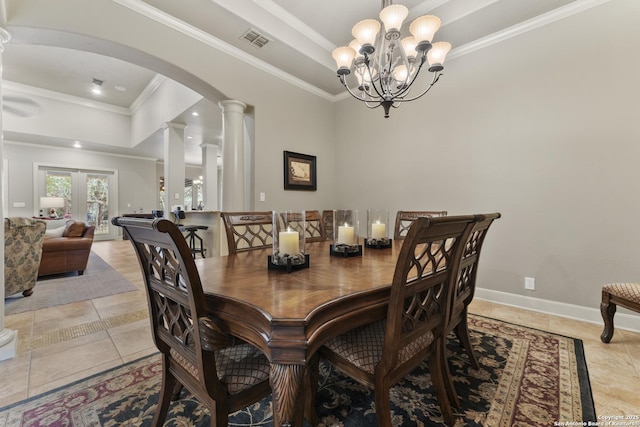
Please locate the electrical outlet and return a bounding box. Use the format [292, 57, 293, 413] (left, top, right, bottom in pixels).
[525, 277, 535, 291]
[259, 192, 266, 202]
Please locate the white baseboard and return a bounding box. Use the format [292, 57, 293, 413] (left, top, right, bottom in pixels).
[475, 288, 640, 334]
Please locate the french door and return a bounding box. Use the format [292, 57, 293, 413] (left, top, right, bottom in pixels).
[36, 164, 118, 241]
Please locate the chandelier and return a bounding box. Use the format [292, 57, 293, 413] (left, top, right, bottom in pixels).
[332, 0, 451, 118]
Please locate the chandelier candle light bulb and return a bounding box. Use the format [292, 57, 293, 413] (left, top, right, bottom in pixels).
[331, 0, 451, 117]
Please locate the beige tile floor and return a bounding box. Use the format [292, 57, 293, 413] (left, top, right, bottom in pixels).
[1, 239, 639, 420]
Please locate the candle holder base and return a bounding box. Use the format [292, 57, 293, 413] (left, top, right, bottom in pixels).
[330, 244, 363, 258]
[268, 254, 310, 273]
[365, 238, 392, 249]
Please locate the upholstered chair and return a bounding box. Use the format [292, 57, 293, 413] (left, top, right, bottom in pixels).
[4, 217, 47, 297]
[600, 283, 640, 343]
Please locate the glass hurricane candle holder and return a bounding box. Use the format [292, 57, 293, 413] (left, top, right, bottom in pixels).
[366, 209, 392, 249]
[330, 209, 362, 257]
[269, 210, 309, 272]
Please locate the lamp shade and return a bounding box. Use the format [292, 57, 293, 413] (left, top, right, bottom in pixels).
[409, 15, 441, 47]
[40, 196, 65, 208]
[332, 46, 356, 71]
[427, 42, 452, 69]
[352, 19, 381, 48]
[379, 4, 408, 33]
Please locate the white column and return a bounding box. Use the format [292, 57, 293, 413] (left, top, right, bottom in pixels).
[200, 142, 219, 210]
[218, 100, 247, 211]
[0, 27, 17, 361]
[162, 123, 186, 213]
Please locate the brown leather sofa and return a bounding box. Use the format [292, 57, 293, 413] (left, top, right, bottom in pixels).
[38, 221, 96, 277]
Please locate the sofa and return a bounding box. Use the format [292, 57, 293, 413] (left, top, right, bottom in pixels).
[4, 217, 47, 297]
[38, 220, 96, 277]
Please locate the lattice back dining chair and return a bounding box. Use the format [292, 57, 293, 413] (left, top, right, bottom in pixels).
[447, 213, 501, 369]
[317, 215, 476, 426]
[280, 210, 325, 242]
[221, 211, 275, 255]
[112, 217, 271, 427]
[322, 210, 334, 241]
[394, 210, 448, 240]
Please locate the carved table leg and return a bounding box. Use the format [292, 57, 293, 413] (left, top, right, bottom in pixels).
[270, 363, 304, 427]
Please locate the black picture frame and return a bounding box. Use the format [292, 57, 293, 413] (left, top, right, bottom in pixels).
[284, 151, 317, 191]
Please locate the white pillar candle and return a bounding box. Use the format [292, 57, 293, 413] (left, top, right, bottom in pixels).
[337, 225, 355, 245]
[278, 230, 299, 255]
[371, 222, 386, 239]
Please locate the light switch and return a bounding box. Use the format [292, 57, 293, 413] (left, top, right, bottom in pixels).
[174, 193, 180, 200]
[260, 192, 266, 202]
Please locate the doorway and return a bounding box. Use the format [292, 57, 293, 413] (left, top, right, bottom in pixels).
[35, 164, 119, 241]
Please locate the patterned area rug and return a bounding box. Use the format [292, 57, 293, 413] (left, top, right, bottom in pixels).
[0, 315, 596, 426]
[4, 252, 138, 315]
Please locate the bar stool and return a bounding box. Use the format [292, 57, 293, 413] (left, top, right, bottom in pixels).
[173, 209, 208, 258]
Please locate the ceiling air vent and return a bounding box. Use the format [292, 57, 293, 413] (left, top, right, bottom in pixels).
[241, 29, 271, 49]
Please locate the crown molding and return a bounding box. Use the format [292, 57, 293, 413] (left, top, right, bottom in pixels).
[4, 139, 159, 162]
[112, 0, 335, 101]
[129, 74, 166, 114]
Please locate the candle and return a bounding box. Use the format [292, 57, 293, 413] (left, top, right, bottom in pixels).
[279, 229, 299, 255]
[371, 222, 386, 239]
[337, 224, 355, 245]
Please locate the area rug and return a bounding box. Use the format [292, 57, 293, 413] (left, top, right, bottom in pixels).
[4, 252, 138, 315]
[0, 315, 596, 426]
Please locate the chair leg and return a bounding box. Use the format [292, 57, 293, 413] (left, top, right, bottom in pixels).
[373, 380, 393, 427]
[431, 340, 457, 426]
[454, 311, 479, 370]
[600, 293, 616, 343]
[22, 289, 34, 297]
[152, 357, 179, 427]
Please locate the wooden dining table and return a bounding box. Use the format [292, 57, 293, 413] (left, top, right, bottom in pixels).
[195, 240, 402, 427]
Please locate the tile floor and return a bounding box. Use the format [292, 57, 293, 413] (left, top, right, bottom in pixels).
[1, 239, 639, 420]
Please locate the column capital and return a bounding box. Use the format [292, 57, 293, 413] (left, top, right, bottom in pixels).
[161, 122, 187, 131]
[199, 142, 219, 149]
[218, 100, 247, 113]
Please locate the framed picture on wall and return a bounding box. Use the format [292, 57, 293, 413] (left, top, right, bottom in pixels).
[284, 151, 317, 191]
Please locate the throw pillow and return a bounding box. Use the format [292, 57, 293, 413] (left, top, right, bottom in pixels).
[45, 226, 65, 238]
[64, 222, 85, 237]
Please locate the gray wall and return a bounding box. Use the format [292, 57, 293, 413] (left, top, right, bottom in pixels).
[4, 142, 157, 217]
[333, 0, 640, 311]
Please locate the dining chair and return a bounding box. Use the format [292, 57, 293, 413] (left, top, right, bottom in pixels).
[112, 217, 271, 427]
[280, 210, 325, 242]
[316, 215, 476, 426]
[446, 213, 501, 370]
[221, 211, 274, 255]
[393, 210, 448, 240]
[322, 210, 334, 241]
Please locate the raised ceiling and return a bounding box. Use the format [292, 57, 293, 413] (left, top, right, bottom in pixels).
[2, 0, 604, 163]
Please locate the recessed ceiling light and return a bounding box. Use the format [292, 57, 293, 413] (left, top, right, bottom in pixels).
[192, 111, 199, 116]
[115, 86, 127, 92]
[91, 78, 104, 95]
[91, 87, 102, 95]
[73, 141, 82, 148]
[187, 136, 193, 139]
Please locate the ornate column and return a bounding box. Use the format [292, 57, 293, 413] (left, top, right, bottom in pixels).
[0, 27, 17, 361]
[200, 141, 219, 210]
[162, 123, 186, 213]
[218, 100, 247, 211]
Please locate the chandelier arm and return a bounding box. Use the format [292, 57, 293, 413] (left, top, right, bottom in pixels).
[396, 72, 442, 103]
[339, 75, 383, 106]
[391, 54, 428, 99]
[363, 54, 387, 101]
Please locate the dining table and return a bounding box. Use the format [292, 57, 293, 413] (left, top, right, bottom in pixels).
[195, 239, 402, 427]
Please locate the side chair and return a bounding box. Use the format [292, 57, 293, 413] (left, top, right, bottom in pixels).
[316, 215, 476, 426]
[394, 210, 448, 240]
[600, 282, 640, 343]
[221, 211, 274, 255]
[441, 213, 500, 406]
[280, 210, 325, 242]
[112, 217, 271, 427]
[322, 210, 334, 240]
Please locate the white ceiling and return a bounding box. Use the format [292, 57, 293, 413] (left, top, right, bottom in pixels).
[1, 0, 602, 164]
